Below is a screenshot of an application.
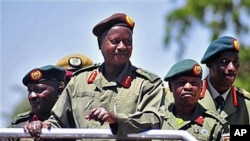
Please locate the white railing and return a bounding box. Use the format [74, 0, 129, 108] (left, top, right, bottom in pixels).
[0, 128, 198, 141]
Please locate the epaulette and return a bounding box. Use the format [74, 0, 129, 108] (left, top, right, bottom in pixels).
[73, 63, 100, 76]
[12, 111, 32, 124]
[136, 68, 160, 82]
[236, 87, 250, 100]
[205, 110, 228, 125]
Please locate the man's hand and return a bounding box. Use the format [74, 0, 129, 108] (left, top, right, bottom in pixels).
[23, 120, 51, 138]
[85, 107, 118, 125]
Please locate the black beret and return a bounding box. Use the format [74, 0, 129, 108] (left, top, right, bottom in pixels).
[201, 36, 239, 64]
[164, 59, 202, 81]
[22, 65, 66, 86]
[92, 13, 135, 37]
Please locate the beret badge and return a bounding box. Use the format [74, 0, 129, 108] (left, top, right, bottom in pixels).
[125, 15, 135, 29]
[68, 57, 82, 68]
[193, 64, 202, 76]
[233, 38, 239, 51]
[30, 69, 42, 81]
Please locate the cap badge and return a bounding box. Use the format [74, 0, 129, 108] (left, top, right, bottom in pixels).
[193, 64, 202, 76]
[30, 69, 42, 81]
[122, 75, 132, 88]
[125, 15, 135, 29]
[69, 57, 82, 68]
[233, 38, 239, 51]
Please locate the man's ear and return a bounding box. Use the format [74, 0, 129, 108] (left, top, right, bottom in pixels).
[57, 86, 64, 97]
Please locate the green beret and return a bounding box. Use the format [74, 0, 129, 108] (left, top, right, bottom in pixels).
[164, 59, 202, 81]
[22, 65, 66, 86]
[92, 13, 135, 37]
[201, 36, 239, 64]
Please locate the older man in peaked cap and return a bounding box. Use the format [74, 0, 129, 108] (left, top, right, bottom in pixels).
[199, 36, 250, 125]
[162, 59, 229, 141]
[24, 13, 165, 140]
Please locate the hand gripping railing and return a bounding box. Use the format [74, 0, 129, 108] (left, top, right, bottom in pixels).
[0, 128, 198, 141]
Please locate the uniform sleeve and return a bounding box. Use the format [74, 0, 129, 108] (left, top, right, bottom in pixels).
[113, 78, 165, 135]
[45, 80, 76, 128]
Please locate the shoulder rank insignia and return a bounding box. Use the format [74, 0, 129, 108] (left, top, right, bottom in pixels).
[136, 68, 159, 82]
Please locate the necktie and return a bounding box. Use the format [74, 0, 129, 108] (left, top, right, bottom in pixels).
[215, 96, 225, 114]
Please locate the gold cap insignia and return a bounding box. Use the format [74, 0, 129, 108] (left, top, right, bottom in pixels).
[30, 70, 42, 81]
[125, 15, 135, 29]
[233, 38, 239, 51]
[193, 64, 202, 76]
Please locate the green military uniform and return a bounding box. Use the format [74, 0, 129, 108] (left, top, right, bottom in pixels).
[47, 62, 165, 136]
[162, 103, 228, 141]
[199, 82, 250, 124]
[162, 59, 229, 141]
[11, 111, 34, 128]
[8, 65, 66, 141]
[9, 112, 40, 141]
[199, 36, 250, 124]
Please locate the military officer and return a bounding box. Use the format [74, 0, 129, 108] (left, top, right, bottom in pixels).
[56, 53, 94, 83]
[162, 59, 229, 141]
[199, 36, 250, 124]
[24, 13, 165, 140]
[10, 65, 66, 141]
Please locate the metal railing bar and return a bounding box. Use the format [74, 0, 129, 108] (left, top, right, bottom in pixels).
[0, 128, 198, 141]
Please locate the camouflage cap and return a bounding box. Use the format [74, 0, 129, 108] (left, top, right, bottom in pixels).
[92, 13, 135, 37]
[201, 36, 239, 64]
[164, 59, 202, 81]
[22, 65, 66, 86]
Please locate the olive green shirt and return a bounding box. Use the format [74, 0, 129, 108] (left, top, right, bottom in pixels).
[46, 62, 165, 136]
[162, 103, 229, 141]
[199, 86, 250, 125]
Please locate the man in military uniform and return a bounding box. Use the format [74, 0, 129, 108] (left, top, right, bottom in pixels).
[56, 54, 94, 84]
[10, 65, 66, 140]
[199, 36, 250, 124]
[24, 13, 165, 140]
[162, 59, 229, 141]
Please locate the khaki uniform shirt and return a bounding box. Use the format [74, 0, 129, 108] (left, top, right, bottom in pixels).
[46, 62, 165, 137]
[162, 104, 229, 141]
[199, 79, 250, 124]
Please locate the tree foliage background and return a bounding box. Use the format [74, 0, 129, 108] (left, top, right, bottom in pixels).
[165, 0, 250, 91]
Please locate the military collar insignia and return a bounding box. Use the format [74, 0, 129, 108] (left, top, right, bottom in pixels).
[194, 116, 204, 126]
[200, 78, 238, 107]
[30, 69, 42, 81]
[87, 70, 98, 84]
[32, 114, 39, 121]
[122, 75, 132, 88]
